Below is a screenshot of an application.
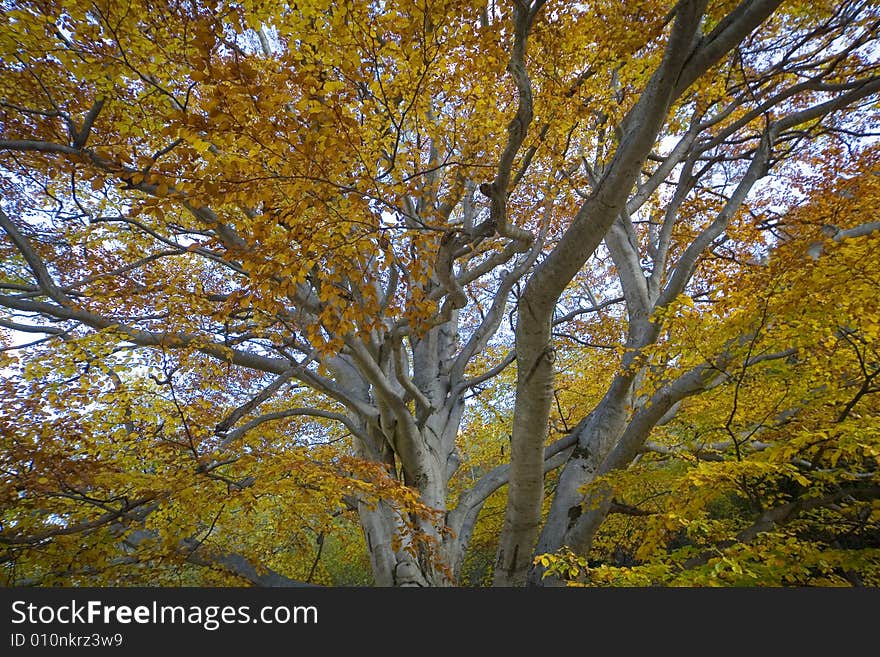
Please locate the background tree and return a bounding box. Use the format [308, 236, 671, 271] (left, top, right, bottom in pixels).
[1, 0, 878, 586]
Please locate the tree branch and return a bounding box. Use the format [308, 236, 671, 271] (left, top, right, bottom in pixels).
[73, 98, 105, 149]
[214, 369, 299, 436]
[453, 350, 516, 397]
[218, 406, 368, 449]
[0, 206, 71, 305]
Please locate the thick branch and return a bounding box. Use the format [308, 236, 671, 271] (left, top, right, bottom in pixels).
[0, 293, 287, 370]
[675, 0, 785, 95]
[452, 350, 516, 397]
[184, 546, 317, 587]
[480, 1, 545, 246]
[0, 206, 70, 305]
[73, 98, 105, 149]
[218, 407, 368, 449]
[214, 370, 298, 436]
[450, 431, 577, 534]
[0, 139, 80, 155]
[657, 128, 772, 308]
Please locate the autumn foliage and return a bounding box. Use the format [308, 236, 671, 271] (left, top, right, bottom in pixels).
[1, 0, 878, 586]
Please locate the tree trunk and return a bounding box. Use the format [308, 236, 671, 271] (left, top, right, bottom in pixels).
[495, 0, 781, 585]
[344, 316, 472, 586]
[493, 305, 554, 586]
[526, 376, 633, 586]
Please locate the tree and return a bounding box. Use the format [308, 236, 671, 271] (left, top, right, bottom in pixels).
[1, 0, 878, 586]
[536, 146, 880, 585]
